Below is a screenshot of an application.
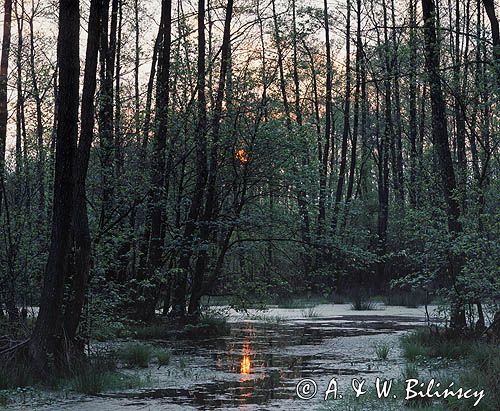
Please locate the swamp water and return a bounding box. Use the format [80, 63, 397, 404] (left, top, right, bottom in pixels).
[6, 304, 437, 410]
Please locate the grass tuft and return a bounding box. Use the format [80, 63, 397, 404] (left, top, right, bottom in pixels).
[118, 343, 153, 368]
[374, 343, 390, 360]
[155, 350, 171, 367]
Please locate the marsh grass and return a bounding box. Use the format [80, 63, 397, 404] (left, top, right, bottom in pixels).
[400, 328, 500, 410]
[301, 306, 319, 318]
[401, 328, 473, 361]
[118, 343, 153, 368]
[384, 290, 428, 308]
[179, 312, 230, 339]
[133, 324, 170, 340]
[70, 368, 143, 394]
[155, 350, 171, 367]
[276, 295, 331, 308]
[0, 360, 35, 389]
[350, 296, 376, 311]
[0, 391, 7, 406]
[247, 313, 286, 323]
[374, 343, 390, 360]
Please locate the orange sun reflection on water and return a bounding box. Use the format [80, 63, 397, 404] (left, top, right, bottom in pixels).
[240, 343, 252, 377]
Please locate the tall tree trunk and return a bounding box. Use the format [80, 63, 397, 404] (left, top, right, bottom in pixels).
[271, 0, 291, 128]
[114, 0, 123, 175]
[317, 0, 332, 239]
[481, 0, 499, 83]
[98, 0, 118, 228]
[14, 0, 25, 175]
[422, 0, 465, 329]
[63, 0, 102, 342]
[0, 0, 13, 210]
[171, 0, 208, 319]
[29, 0, 80, 369]
[29, 5, 45, 218]
[391, 0, 404, 204]
[332, 0, 351, 231]
[136, 0, 172, 321]
[408, 0, 418, 207]
[452, 0, 467, 207]
[346, 0, 362, 204]
[188, 0, 234, 317]
[291, 0, 312, 275]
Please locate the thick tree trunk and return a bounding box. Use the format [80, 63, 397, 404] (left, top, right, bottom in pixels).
[29, 0, 80, 369]
[422, 0, 465, 329]
[63, 0, 102, 342]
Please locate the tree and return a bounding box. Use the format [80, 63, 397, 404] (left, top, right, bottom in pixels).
[421, 0, 465, 328]
[63, 0, 103, 342]
[0, 0, 13, 210]
[135, 0, 172, 321]
[29, 0, 80, 369]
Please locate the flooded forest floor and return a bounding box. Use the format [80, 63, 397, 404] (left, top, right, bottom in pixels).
[1, 304, 488, 410]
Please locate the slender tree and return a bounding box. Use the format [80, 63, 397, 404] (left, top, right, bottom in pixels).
[0, 0, 13, 210]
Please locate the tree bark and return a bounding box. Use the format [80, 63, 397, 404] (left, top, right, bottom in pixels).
[171, 0, 208, 319]
[188, 0, 234, 317]
[422, 0, 465, 329]
[135, 0, 172, 321]
[63, 0, 102, 342]
[0, 0, 13, 210]
[332, 0, 351, 231]
[29, 0, 80, 369]
[481, 0, 499, 83]
[317, 0, 333, 239]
